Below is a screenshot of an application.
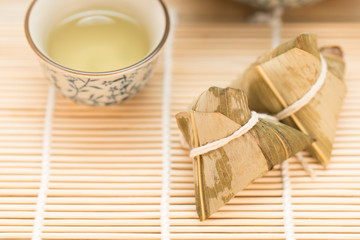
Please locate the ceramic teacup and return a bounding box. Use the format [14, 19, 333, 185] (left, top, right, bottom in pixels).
[25, 0, 169, 106]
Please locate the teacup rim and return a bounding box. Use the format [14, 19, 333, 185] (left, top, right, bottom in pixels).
[24, 0, 170, 76]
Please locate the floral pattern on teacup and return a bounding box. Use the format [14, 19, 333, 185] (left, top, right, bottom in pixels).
[41, 59, 157, 106]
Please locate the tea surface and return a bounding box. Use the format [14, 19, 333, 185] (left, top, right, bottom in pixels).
[46, 10, 150, 72]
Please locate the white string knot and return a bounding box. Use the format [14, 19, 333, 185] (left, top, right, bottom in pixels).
[190, 111, 260, 158]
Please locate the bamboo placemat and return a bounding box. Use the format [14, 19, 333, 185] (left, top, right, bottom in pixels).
[1, 12, 360, 240]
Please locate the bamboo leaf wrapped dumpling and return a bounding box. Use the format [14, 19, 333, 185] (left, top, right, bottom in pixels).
[231, 33, 346, 166]
[176, 87, 314, 221]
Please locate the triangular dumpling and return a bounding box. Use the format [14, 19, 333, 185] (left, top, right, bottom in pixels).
[231, 33, 346, 166]
[176, 87, 314, 220]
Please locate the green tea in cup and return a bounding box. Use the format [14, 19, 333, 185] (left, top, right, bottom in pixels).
[46, 10, 150, 73]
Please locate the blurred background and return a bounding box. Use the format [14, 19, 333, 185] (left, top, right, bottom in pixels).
[1, 0, 360, 24]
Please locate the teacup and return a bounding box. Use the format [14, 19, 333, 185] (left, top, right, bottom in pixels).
[25, 0, 169, 106]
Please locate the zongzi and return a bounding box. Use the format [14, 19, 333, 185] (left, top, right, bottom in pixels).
[231, 33, 346, 166]
[176, 87, 314, 220]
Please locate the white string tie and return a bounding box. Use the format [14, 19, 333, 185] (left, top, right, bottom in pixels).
[275, 54, 327, 120]
[296, 152, 316, 179]
[190, 111, 259, 158]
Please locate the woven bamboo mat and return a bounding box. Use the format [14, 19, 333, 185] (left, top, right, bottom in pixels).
[1, 12, 360, 240]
